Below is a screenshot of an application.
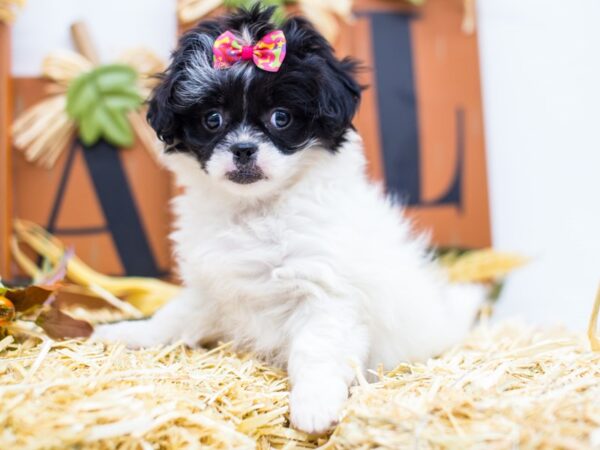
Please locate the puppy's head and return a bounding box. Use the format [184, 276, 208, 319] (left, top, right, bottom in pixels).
[148, 5, 361, 198]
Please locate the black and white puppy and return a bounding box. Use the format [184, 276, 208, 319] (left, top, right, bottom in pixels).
[94, 6, 482, 434]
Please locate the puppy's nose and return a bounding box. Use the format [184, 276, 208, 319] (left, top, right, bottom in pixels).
[230, 142, 258, 165]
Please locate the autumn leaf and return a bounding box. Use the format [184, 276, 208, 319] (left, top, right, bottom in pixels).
[35, 307, 93, 340]
[0, 282, 99, 340]
[4, 285, 57, 314]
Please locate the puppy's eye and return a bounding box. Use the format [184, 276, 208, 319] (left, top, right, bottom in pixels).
[204, 111, 223, 130]
[270, 109, 291, 129]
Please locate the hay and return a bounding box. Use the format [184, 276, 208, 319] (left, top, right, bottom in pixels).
[0, 330, 320, 449]
[328, 319, 600, 449]
[1, 317, 599, 449]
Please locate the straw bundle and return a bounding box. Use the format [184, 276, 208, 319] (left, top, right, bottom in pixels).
[0, 0, 25, 24]
[1, 312, 599, 448]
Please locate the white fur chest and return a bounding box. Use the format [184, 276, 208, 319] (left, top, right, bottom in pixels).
[172, 196, 318, 360]
[193, 210, 291, 296]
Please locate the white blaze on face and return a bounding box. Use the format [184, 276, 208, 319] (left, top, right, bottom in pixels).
[200, 126, 308, 197]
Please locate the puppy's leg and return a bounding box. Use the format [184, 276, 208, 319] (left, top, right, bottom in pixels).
[287, 302, 368, 434]
[92, 288, 215, 349]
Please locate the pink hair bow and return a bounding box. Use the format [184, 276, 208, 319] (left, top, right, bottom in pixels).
[212, 30, 287, 73]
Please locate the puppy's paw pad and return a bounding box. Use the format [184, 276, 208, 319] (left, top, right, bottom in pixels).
[289, 378, 348, 434]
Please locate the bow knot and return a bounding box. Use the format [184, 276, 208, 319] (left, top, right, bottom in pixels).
[241, 46, 254, 61]
[213, 30, 287, 72]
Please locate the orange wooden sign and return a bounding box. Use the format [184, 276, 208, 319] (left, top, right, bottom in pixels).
[10, 79, 174, 279]
[339, 0, 491, 248]
[0, 23, 13, 279]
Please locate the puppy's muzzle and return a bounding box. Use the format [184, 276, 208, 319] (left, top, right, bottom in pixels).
[227, 142, 265, 184]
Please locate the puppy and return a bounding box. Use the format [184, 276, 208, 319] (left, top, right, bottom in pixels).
[93, 6, 483, 434]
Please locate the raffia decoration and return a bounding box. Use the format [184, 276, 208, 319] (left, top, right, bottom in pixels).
[297, 0, 353, 42]
[12, 45, 166, 169]
[178, 0, 223, 24]
[0, 0, 25, 24]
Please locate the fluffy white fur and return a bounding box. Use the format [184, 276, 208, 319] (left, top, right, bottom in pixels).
[93, 130, 482, 433]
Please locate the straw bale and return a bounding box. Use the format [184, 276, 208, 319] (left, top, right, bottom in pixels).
[328, 320, 600, 449]
[0, 330, 320, 449]
[1, 318, 599, 449]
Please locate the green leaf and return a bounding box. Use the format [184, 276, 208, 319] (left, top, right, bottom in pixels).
[224, 0, 286, 24]
[79, 108, 102, 145]
[66, 63, 142, 148]
[94, 65, 138, 92]
[97, 104, 134, 147]
[104, 92, 141, 111]
[66, 73, 98, 118]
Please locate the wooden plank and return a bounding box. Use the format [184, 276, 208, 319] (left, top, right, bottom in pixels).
[0, 23, 13, 279]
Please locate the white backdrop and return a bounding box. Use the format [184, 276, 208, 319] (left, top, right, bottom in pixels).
[11, 0, 177, 76]
[10, 0, 600, 330]
[478, 0, 600, 330]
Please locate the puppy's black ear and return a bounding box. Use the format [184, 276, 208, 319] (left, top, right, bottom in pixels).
[147, 74, 179, 145]
[318, 56, 362, 137]
[283, 16, 362, 141]
[147, 21, 221, 146]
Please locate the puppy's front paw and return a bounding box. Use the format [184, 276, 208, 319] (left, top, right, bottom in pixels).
[289, 377, 348, 434]
[92, 320, 167, 349]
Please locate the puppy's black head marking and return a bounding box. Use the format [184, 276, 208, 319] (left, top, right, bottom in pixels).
[147, 5, 363, 166]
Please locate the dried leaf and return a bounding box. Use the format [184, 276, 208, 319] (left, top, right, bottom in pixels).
[55, 284, 130, 312]
[35, 307, 93, 340]
[4, 286, 57, 313]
